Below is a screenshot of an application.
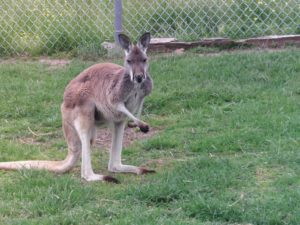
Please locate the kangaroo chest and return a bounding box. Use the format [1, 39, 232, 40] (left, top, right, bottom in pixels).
[125, 85, 144, 113]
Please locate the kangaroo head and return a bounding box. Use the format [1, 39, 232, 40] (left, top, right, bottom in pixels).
[118, 32, 151, 84]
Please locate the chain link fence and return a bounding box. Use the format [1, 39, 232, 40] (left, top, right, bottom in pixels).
[0, 0, 299, 55]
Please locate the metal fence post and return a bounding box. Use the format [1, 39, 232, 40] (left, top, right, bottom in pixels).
[114, 0, 123, 43]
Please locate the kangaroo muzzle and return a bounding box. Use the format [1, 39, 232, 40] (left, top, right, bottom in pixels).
[135, 74, 144, 83]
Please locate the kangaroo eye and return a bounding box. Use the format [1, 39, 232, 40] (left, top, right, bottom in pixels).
[127, 59, 132, 64]
[143, 58, 147, 63]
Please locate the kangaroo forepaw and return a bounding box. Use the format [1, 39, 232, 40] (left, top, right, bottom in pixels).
[129, 121, 149, 133]
[128, 121, 138, 128]
[139, 123, 149, 133]
[139, 168, 156, 174]
[103, 175, 120, 184]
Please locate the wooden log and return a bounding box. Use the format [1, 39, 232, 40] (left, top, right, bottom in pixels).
[149, 38, 235, 52]
[148, 35, 300, 52]
[238, 35, 300, 48]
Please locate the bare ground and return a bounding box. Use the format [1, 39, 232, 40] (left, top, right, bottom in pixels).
[95, 126, 159, 151]
[39, 58, 71, 69]
[19, 126, 159, 151]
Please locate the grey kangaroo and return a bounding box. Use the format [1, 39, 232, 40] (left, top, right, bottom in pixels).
[0, 33, 154, 183]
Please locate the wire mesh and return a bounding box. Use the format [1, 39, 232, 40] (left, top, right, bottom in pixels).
[0, 0, 299, 55]
[123, 0, 299, 41]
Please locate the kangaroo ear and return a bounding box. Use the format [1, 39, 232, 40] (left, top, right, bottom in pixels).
[118, 34, 132, 53]
[138, 32, 151, 53]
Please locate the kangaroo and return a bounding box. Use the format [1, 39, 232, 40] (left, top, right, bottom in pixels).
[0, 33, 154, 183]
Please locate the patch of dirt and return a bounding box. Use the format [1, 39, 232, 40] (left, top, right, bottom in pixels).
[255, 167, 278, 185]
[0, 57, 71, 70]
[18, 137, 41, 146]
[17, 126, 158, 151]
[39, 58, 71, 69]
[140, 159, 166, 168]
[95, 126, 159, 151]
[0, 58, 18, 65]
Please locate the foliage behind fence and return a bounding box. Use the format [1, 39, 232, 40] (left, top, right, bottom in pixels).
[0, 0, 299, 55]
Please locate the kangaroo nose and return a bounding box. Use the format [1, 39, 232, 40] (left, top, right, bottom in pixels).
[136, 74, 143, 83]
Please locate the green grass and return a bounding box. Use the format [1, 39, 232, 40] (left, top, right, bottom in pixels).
[1, 49, 300, 224]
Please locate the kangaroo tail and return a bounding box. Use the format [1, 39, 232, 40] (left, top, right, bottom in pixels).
[0, 152, 79, 174]
[0, 106, 83, 174]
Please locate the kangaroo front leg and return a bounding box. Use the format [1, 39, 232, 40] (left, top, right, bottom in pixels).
[108, 121, 155, 174]
[128, 99, 144, 128]
[74, 118, 118, 183]
[117, 103, 149, 133]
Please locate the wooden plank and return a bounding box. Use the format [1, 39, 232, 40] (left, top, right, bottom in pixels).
[148, 35, 300, 52]
[149, 38, 235, 52]
[238, 35, 300, 48]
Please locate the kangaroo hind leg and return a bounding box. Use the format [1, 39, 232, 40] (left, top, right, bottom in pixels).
[108, 121, 155, 174]
[74, 115, 118, 183]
